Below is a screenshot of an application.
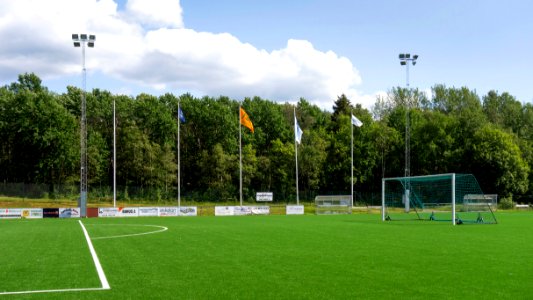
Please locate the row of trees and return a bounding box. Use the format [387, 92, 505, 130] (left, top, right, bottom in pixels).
[0, 73, 531, 203]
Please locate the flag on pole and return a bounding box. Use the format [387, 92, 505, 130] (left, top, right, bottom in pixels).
[295, 117, 303, 144]
[240, 107, 254, 133]
[178, 107, 186, 123]
[351, 114, 363, 127]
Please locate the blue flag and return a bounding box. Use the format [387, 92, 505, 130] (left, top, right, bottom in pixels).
[178, 107, 186, 123]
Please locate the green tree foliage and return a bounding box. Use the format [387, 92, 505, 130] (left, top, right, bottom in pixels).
[0, 74, 531, 202]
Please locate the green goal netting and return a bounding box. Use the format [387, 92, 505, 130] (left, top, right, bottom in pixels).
[382, 173, 497, 225]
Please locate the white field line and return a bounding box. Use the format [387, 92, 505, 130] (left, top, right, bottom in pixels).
[0, 287, 107, 296]
[0, 221, 110, 296]
[88, 224, 168, 240]
[79, 220, 110, 290]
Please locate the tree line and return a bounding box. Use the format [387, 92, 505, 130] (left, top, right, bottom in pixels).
[0, 73, 531, 204]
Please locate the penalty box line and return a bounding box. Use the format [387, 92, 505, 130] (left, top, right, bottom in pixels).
[79, 220, 111, 290]
[0, 221, 110, 296]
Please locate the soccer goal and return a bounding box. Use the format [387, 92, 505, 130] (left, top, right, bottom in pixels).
[382, 173, 497, 225]
[315, 195, 352, 215]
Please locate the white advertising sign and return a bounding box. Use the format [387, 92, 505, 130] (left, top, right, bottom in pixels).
[215, 206, 234, 216]
[59, 208, 80, 218]
[99, 207, 119, 217]
[21, 208, 43, 219]
[256, 192, 273, 202]
[178, 206, 197, 216]
[138, 207, 159, 217]
[233, 206, 252, 216]
[0, 208, 22, 219]
[118, 207, 139, 217]
[158, 207, 178, 217]
[251, 206, 270, 215]
[286, 205, 305, 215]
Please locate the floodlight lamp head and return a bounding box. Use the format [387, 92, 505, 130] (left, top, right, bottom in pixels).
[405, 53, 411, 59]
[73, 42, 81, 47]
[72, 34, 79, 41]
[80, 34, 87, 40]
[89, 35, 95, 41]
[412, 61, 416, 65]
[413, 54, 418, 59]
[88, 42, 94, 48]
[400, 61, 406, 65]
[399, 53, 405, 59]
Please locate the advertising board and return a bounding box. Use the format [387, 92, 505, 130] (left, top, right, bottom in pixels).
[59, 208, 80, 218]
[178, 206, 197, 216]
[0, 208, 22, 219]
[286, 205, 305, 215]
[99, 207, 119, 217]
[21, 208, 43, 219]
[118, 207, 139, 217]
[256, 192, 273, 202]
[158, 207, 178, 217]
[138, 207, 159, 217]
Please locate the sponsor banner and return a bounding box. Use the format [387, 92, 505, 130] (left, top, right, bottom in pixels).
[99, 207, 119, 217]
[59, 208, 80, 218]
[215, 206, 270, 216]
[251, 206, 270, 215]
[256, 192, 273, 202]
[233, 206, 252, 216]
[0, 208, 22, 219]
[286, 205, 305, 215]
[138, 207, 159, 217]
[21, 208, 43, 219]
[43, 208, 59, 218]
[158, 207, 178, 217]
[178, 206, 197, 217]
[215, 206, 234, 216]
[118, 207, 139, 217]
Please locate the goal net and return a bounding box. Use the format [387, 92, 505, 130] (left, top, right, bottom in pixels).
[382, 173, 497, 225]
[315, 195, 352, 215]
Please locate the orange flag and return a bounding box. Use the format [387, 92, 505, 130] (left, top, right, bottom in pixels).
[240, 107, 254, 133]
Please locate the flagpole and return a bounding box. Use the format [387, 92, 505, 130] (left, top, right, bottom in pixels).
[178, 101, 181, 209]
[294, 106, 299, 205]
[113, 98, 116, 208]
[351, 110, 354, 208]
[239, 104, 243, 207]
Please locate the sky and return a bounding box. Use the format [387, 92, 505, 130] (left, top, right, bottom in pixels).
[0, 0, 532, 110]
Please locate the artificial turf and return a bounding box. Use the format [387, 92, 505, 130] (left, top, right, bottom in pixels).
[1, 212, 532, 299]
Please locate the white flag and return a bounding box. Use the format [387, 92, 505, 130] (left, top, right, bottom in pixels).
[351, 114, 363, 127]
[295, 117, 303, 144]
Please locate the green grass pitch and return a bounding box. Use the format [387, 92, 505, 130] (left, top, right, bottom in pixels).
[1, 212, 532, 299]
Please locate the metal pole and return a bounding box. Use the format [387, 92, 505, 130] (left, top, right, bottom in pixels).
[294, 106, 299, 205]
[113, 98, 116, 208]
[404, 59, 411, 213]
[239, 105, 243, 207]
[382, 178, 386, 221]
[178, 101, 181, 209]
[351, 110, 354, 208]
[452, 173, 456, 225]
[80, 41, 88, 217]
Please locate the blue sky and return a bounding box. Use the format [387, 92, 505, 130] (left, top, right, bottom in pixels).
[1, 0, 532, 110]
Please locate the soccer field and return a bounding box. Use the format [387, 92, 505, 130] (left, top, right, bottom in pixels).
[1, 213, 532, 299]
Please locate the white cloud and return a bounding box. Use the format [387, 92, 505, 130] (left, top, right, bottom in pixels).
[0, 0, 372, 109]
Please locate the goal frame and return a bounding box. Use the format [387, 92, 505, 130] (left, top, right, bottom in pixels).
[315, 195, 352, 215]
[381, 173, 495, 225]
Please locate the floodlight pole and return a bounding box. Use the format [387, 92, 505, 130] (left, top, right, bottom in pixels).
[73, 34, 95, 217]
[399, 53, 418, 213]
